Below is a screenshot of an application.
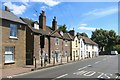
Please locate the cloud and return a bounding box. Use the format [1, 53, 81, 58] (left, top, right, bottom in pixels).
[78, 24, 99, 31]
[3, 2, 27, 15]
[78, 26, 97, 31]
[84, 7, 117, 16]
[41, 6, 48, 10]
[81, 6, 117, 22]
[33, 13, 37, 16]
[30, 0, 60, 7]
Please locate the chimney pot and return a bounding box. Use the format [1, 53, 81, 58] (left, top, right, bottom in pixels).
[5, 6, 10, 12]
[54, 16, 56, 20]
[42, 10, 45, 16]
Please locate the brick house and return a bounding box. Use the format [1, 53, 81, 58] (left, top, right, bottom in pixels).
[20, 12, 49, 65]
[58, 32, 73, 62]
[46, 17, 63, 63]
[21, 11, 65, 65]
[0, 7, 26, 68]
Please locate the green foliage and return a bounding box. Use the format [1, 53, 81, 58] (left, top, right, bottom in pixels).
[91, 29, 119, 52]
[58, 24, 68, 33]
[79, 32, 88, 37]
[113, 45, 120, 51]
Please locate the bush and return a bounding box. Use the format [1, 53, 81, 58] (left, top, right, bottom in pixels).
[113, 44, 120, 51]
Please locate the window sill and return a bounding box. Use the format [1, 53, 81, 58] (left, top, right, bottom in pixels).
[9, 36, 18, 40]
[4, 61, 15, 64]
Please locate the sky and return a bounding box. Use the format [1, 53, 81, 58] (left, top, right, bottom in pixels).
[0, 0, 119, 38]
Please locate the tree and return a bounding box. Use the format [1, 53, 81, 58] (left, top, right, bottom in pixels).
[58, 24, 68, 33]
[91, 29, 109, 52]
[91, 29, 119, 52]
[113, 44, 120, 51]
[106, 30, 117, 51]
[79, 32, 88, 37]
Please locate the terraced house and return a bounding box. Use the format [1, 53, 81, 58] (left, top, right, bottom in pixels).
[0, 7, 26, 68]
[70, 31, 99, 61]
[21, 11, 72, 66]
[77, 33, 99, 59]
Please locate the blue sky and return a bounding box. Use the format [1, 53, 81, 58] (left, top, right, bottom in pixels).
[0, 0, 119, 37]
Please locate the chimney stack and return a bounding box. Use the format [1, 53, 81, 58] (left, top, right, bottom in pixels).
[5, 6, 10, 12]
[39, 10, 46, 30]
[69, 30, 75, 36]
[52, 16, 57, 30]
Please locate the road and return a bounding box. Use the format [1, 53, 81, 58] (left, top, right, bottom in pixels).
[13, 55, 119, 79]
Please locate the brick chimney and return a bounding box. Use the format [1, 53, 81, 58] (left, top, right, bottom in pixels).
[5, 6, 10, 12]
[39, 11, 46, 30]
[52, 16, 57, 30]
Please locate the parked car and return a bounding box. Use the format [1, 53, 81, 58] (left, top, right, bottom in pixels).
[111, 51, 118, 55]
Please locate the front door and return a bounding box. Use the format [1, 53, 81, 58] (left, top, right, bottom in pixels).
[26, 51, 33, 65]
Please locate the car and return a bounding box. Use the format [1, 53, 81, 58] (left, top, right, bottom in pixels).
[111, 51, 118, 55]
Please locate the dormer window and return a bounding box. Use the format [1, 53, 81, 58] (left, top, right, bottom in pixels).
[34, 22, 39, 30]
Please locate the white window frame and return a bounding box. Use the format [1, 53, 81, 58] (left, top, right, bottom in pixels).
[10, 24, 18, 39]
[4, 47, 15, 63]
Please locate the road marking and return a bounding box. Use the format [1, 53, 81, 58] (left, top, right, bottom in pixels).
[104, 74, 111, 78]
[87, 65, 92, 67]
[73, 70, 87, 75]
[83, 71, 96, 76]
[116, 76, 118, 78]
[78, 66, 88, 70]
[56, 74, 68, 78]
[95, 61, 101, 64]
[97, 72, 104, 78]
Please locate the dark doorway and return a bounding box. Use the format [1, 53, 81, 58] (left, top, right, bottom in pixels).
[89, 52, 90, 58]
[26, 51, 33, 65]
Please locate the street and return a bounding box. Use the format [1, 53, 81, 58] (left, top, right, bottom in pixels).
[13, 55, 119, 79]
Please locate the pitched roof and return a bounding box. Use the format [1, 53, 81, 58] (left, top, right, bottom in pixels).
[20, 18, 49, 35]
[63, 33, 73, 41]
[46, 26, 62, 38]
[77, 35, 98, 45]
[82, 36, 98, 45]
[0, 9, 25, 24]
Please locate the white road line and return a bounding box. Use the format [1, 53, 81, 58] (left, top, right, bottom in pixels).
[97, 73, 104, 78]
[56, 74, 68, 78]
[104, 74, 111, 78]
[87, 65, 92, 67]
[116, 76, 118, 78]
[78, 66, 88, 70]
[83, 71, 96, 76]
[95, 61, 101, 64]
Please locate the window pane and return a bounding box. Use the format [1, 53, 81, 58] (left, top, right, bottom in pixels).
[5, 47, 14, 63]
[5, 54, 14, 61]
[10, 24, 17, 37]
